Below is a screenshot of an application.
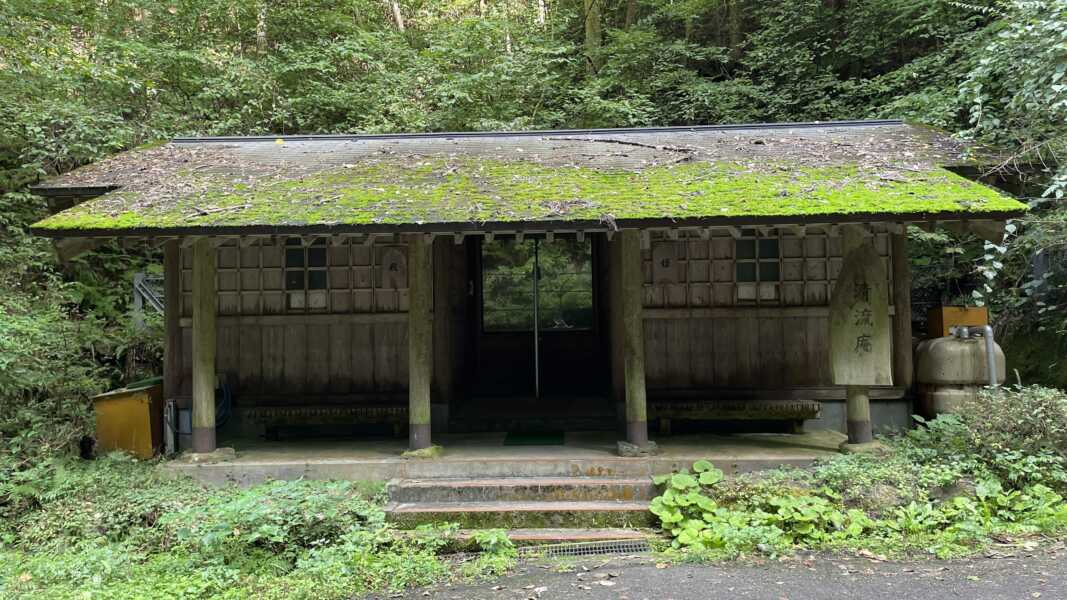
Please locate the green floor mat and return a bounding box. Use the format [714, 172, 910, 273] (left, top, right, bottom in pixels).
[503, 431, 565, 446]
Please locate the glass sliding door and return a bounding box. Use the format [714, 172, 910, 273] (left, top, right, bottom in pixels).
[480, 236, 594, 398]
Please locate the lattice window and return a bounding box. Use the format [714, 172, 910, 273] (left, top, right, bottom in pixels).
[735, 229, 781, 304]
[639, 226, 892, 309]
[285, 238, 329, 311]
[180, 236, 409, 316]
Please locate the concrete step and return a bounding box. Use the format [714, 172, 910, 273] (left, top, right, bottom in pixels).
[387, 476, 655, 503]
[385, 500, 655, 529]
[457, 528, 655, 545]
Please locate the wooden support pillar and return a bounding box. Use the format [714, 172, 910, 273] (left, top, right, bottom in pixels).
[407, 234, 433, 450]
[190, 238, 217, 453]
[619, 230, 648, 447]
[163, 240, 182, 402]
[891, 231, 914, 390]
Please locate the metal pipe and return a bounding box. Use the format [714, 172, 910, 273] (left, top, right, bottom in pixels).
[955, 325, 998, 387]
[979, 324, 997, 387]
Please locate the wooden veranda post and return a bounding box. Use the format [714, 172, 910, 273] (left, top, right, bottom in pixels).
[407, 234, 433, 450]
[619, 230, 649, 447]
[891, 231, 914, 390]
[191, 238, 217, 453]
[163, 240, 182, 402]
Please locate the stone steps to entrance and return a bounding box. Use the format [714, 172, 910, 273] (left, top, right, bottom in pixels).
[384, 475, 659, 531]
[387, 476, 656, 503]
[385, 499, 655, 529]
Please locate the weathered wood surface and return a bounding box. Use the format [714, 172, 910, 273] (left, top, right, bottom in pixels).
[406, 234, 433, 449]
[431, 239, 467, 408]
[191, 238, 217, 452]
[175, 229, 904, 408]
[620, 230, 649, 446]
[181, 318, 409, 402]
[163, 240, 182, 403]
[181, 237, 410, 318]
[891, 231, 914, 389]
[829, 226, 892, 386]
[643, 310, 838, 389]
[179, 239, 411, 404]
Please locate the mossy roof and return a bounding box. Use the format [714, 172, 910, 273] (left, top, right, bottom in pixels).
[31, 120, 1026, 236]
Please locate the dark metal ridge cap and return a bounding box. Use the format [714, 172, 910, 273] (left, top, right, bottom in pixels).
[29, 184, 120, 197]
[30, 208, 1024, 239]
[170, 119, 906, 144]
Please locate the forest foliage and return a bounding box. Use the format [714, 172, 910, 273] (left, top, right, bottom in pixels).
[0, 0, 1066, 460]
[0, 1, 1066, 595]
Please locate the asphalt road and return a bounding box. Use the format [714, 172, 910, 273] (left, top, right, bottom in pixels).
[372, 541, 1065, 600]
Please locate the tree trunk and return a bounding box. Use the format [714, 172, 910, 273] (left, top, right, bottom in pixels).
[255, 1, 268, 53]
[584, 0, 601, 74]
[624, 0, 637, 27]
[537, 0, 546, 26]
[386, 0, 405, 32]
[728, 0, 741, 54]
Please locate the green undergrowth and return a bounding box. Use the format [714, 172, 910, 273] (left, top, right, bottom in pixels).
[33, 159, 1024, 232]
[652, 386, 1067, 561]
[0, 454, 515, 599]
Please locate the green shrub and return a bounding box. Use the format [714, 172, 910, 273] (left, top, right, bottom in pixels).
[652, 457, 1067, 559]
[160, 479, 386, 558]
[464, 528, 517, 576]
[960, 386, 1067, 458]
[0, 458, 502, 599]
[7, 453, 211, 549]
[907, 386, 1067, 488]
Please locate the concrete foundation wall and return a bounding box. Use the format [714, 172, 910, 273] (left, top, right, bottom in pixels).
[805, 398, 914, 433]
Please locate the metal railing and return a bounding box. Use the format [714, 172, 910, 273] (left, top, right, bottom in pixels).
[132, 272, 165, 328]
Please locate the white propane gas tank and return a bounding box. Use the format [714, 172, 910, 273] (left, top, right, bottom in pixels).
[915, 335, 1006, 417]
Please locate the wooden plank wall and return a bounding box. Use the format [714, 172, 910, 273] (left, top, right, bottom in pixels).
[178, 237, 412, 405]
[173, 228, 897, 403]
[643, 308, 834, 388]
[180, 315, 409, 404]
[640, 227, 893, 390]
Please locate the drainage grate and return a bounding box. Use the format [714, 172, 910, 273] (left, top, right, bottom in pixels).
[517, 538, 651, 559]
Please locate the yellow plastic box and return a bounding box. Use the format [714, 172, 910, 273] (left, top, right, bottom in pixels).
[91, 381, 164, 459]
[927, 305, 989, 338]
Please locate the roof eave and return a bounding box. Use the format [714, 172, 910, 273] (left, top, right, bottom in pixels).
[29, 209, 1026, 240]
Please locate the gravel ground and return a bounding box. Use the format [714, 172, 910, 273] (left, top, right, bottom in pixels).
[369, 540, 1066, 600]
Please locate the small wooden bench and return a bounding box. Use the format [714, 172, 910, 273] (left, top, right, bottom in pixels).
[649, 390, 823, 434]
[244, 405, 408, 439]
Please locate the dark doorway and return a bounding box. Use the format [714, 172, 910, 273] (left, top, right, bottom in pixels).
[469, 235, 607, 401]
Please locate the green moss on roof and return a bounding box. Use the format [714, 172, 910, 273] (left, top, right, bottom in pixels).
[33, 158, 1025, 232]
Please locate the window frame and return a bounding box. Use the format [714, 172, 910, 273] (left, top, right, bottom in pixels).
[478, 235, 598, 334]
[284, 238, 330, 312]
[734, 229, 782, 304]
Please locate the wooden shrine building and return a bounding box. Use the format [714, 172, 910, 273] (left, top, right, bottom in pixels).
[31, 120, 1026, 454]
